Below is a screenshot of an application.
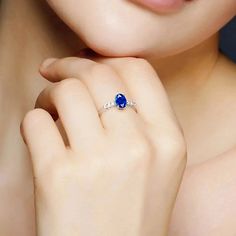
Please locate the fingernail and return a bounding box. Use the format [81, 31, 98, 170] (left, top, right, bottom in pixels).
[40, 58, 57, 71]
[19, 122, 27, 145]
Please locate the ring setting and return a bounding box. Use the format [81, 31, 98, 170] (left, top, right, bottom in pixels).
[98, 93, 137, 116]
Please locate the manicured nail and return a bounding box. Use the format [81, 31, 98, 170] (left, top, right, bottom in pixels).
[40, 58, 58, 71]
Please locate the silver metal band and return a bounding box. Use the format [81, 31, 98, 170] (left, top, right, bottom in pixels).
[98, 100, 137, 116]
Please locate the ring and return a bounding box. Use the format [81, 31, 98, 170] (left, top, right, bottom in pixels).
[98, 93, 137, 116]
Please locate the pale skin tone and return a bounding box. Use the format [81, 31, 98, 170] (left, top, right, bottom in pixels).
[1, 0, 236, 235]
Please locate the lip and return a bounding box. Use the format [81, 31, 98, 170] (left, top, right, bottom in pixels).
[132, 0, 191, 13]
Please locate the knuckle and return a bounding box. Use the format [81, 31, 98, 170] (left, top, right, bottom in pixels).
[157, 135, 187, 160]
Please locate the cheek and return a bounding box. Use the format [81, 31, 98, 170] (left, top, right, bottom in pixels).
[46, 0, 236, 58]
[150, 0, 236, 57]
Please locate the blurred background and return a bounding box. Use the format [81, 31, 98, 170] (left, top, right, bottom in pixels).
[220, 16, 236, 62]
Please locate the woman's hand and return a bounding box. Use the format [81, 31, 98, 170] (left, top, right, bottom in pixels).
[20, 54, 187, 236]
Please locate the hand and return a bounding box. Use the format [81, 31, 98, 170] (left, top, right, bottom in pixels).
[20, 54, 187, 236]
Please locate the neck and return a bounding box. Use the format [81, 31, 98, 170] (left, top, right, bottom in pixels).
[149, 33, 220, 97]
[147, 33, 221, 123]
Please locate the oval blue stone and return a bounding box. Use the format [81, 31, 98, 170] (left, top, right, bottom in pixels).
[115, 93, 127, 109]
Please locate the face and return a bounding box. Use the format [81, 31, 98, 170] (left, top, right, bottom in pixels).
[46, 0, 236, 58]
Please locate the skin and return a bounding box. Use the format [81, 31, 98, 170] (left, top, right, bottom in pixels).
[0, 0, 236, 235]
[46, 0, 236, 58]
[22, 56, 187, 236]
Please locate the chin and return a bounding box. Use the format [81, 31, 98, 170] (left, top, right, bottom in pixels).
[80, 34, 150, 58]
[47, 0, 236, 60]
[77, 30, 189, 60]
[74, 21, 177, 59]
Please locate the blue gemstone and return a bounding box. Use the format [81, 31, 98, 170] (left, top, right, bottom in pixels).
[115, 93, 127, 109]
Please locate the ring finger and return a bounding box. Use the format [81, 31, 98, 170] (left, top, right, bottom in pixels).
[39, 57, 140, 133]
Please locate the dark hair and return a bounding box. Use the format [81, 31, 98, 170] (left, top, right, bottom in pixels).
[220, 16, 236, 63]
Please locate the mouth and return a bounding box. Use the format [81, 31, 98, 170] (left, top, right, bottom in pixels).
[130, 0, 194, 13]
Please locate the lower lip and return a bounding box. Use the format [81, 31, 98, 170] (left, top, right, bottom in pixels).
[134, 0, 190, 12]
